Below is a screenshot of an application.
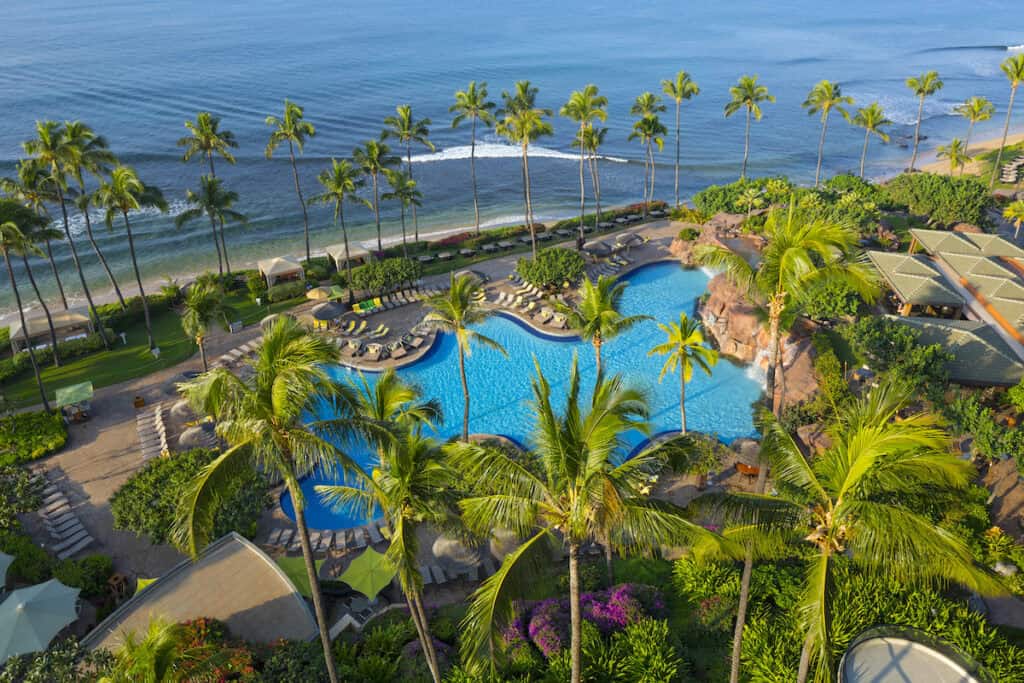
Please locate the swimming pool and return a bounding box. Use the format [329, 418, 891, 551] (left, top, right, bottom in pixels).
[281, 261, 764, 530]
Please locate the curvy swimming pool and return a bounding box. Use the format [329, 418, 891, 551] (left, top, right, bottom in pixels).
[281, 261, 764, 530]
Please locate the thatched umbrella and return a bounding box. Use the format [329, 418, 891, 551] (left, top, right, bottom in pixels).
[169, 399, 193, 424]
[488, 528, 521, 563]
[311, 302, 345, 322]
[583, 240, 612, 257]
[179, 425, 214, 450]
[432, 535, 481, 574]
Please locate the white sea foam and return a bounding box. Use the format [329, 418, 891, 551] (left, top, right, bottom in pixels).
[410, 142, 629, 164]
[354, 210, 573, 250]
[55, 199, 192, 238]
[1008, 44, 1024, 52]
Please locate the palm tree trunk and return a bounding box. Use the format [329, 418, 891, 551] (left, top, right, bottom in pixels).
[578, 123, 587, 246]
[603, 541, 614, 586]
[962, 121, 976, 177]
[568, 543, 582, 683]
[764, 298, 783, 415]
[775, 342, 787, 415]
[796, 630, 817, 683]
[400, 204, 408, 259]
[339, 208, 355, 306]
[56, 187, 110, 349]
[207, 214, 224, 276]
[815, 114, 828, 187]
[647, 141, 657, 213]
[741, 108, 752, 180]
[679, 365, 687, 434]
[290, 489, 340, 683]
[593, 338, 602, 375]
[122, 212, 154, 350]
[471, 117, 481, 235]
[674, 101, 682, 207]
[458, 343, 470, 441]
[287, 141, 311, 262]
[640, 144, 649, 219]
[43, 239, 69, 310]
[859, 129, 870, 178]
[206, 154, 232, 274]
[729, 547, 754, 683]
[4, 249, 50, 412]
[591, 152, 602, 224]
[411, 590, 442, 683]
[78, 190, 127, 310]
[909, 95, 925, 172]
[197, 336, 208, 371]
[372, 173, 382, 252]
[20, 254, 60, 367]
[990, 85, 1018, 188]
[406, 146, 420, 243]
[523, 145, 537, 259]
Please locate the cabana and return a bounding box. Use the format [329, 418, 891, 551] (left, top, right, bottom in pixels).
[9, 308, 94, 353]
[583, 240, 612, 259]
[257, 256, 305, 286]
[866, 252, 964, 317]
[326, 244, 370, 271]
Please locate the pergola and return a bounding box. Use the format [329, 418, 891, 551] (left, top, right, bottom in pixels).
[257, 256, 305, 286]
[866, 252, 964, 317]
[8, 308, 95, 353]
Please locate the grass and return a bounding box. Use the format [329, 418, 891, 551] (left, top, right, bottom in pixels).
[276, 555, 325, 598]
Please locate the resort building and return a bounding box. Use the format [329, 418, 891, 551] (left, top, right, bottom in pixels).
[867, 252, 964, 318]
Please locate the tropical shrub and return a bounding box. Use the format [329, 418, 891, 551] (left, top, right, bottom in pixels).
[266, 280, 307, 303]
[0, 410, 67, 466]
[799, 279, 863, 320]
[0, 637, 114, 683]
[349, 257, 422, 294]
[246, 271, 268, 301]
[516, 247, 585, 288]
[96, 292, 178, 330]
[110, 448, 269, 547]
[1007, 376, 1024, 413]
[178, 617, 257, 681]
[945, 394, 1024, 461]
[0, 529, 53, 584]
[302, 257, 332, 282]
[0, 465, 43, 531]
[692, 177, 794, 215]
[881, 172, 993, 227]
[670, 206, 708, 225]
[676, 226, 700, 241]
[258, 639, 327, 682]
[841, 317, 951, 397]
[52, 555, 114, 599]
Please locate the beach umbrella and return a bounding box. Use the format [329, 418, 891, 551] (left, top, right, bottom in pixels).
[339, 547, 396, 601]
[306, 286, 333, 301]
[432, 535, 481, 573]
[0, 579, 80, 664]
[311, 302, 345, 321]
[178, 424, 214, 450]
[169, 399, 193, 423]
[328, 285, 347, 300]
[488, 528, 522, 563]
[54, 382, 92, 409]
[0, 552, 11, 585]
[583, 240, 612, 257]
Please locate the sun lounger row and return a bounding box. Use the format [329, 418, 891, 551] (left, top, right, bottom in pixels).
[137, 404, 168, 460]
[419, 556, 500, 587]
[211, 339, 263, 369]
[266, 520, 392, 554]
[351, 286, 445, 317]
[1001, 155, 1024, 183]
[38, 483, 95, 560]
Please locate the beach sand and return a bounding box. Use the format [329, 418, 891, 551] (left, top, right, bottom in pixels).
[919, 131, 1024, 177]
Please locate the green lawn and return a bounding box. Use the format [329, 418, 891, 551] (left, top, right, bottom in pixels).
[224, 292, 305, 327]
[276, 556, 325, 598]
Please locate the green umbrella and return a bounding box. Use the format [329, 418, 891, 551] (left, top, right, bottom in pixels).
[0, 579, 80, 664]
[54, 381, 93, 408]
[0, 552, 11, 585]
[339, 547, 396, 601]
[328, 285, 347, 301]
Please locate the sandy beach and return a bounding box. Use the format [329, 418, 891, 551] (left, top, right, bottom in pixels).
[919, 130, 1024, 177]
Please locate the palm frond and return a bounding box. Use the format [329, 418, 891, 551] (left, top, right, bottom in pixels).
[172, 443, 254, 557]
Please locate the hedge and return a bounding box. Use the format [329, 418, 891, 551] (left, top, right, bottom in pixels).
[266, 280, 307, 303]
[516, 247, 585, 288]
[881, 172, 993, 228]
[96, 292, 178, 330]
[349, 257, 422, 294]
[0, 328, 114, 384]
[0, 410, 67, 467]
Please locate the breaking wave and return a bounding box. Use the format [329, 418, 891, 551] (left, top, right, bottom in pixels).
[410, 142, 629, 164]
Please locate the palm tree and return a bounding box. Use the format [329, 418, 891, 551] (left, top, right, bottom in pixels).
[175, 176, 247, 275]
[450, 81, 496, 235]
[178, 112, 240, 273]
[424, 273, 506, 441]
[318, 432, 452, 683]
[0, 205, 51, 410]
[736, 186, 764, 220]
[497, 81, 553, 258]
[802, 80, 854, 186]
[630, 93, 667, 218]
[661, 71, 700, 206]
[695, 202, 877, 414]
[23, 120, 111, 349]
[180, 280, 235, 371]
[725, 76, 775, 180]
[905, 71, 944, 172]
[448, 358, 715, 682]
[1003, 199, 1024, 240]
[348, 367, 441, 440]
[93, 166, 168, 350]
[851, 103, 892, 178]
[561, 85, 608, 243]
[174, 318, 372, 683]
[936, 138, 972, 176]
[382, 169, 423, 259]
[13, 215, 65, 366]
[265, 100, 316, 261]
[97, 616, 226, 683]
[714, 383, 1001, 683]
[648, 313, 718, 433]
[310, 158, 371, 304]
[353, 138, 400, 252]
[63, 121, 125, 311]
[384, 105, 434, 242]
[953, 96, 995, 154]
[990, 54, 1024, 188]
[563, 274, 650, 373]
[574, 126, 608, 225]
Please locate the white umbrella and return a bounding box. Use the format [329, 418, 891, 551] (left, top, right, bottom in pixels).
[432, 535, 481, 573]
[169, 399, 193, 423]
[0, 552, 11, 585]
[488, 528, 521, 563]
[0, 579, 80, 664]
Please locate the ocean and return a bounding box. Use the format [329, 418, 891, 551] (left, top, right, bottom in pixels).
[0, 0, 1021, 317]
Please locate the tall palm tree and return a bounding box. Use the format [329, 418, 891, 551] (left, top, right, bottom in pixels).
[448, 358, 715, 682]
[424, 273, 506, 441]
[0, 159, 71, 313]
[647, 313, 718, 433]
[802, 80, 854, 186]
[851, 103, 892, 178]
[174, 318, 372, 683]
[348, 367, 441, 440]
[713, 383, 1001, 683]
[175, 176, 247, 275]
[63, 121, 125, 311]
[953, 96, 995, 154]
[23, 120, 111, 349]
[497, 85, 553, 259]
[630, 92, 667, 218]
[384, 105, 434, 242]
[310, 158, 371, 304]
[990, 54, 1024, 188]
[93, 166, 168, 350]
[905, 71, 944, 172]
[563, 274, 650, 373]
[265, 100, 316, 262]
[450, 81, 496, 235]
[318, 432, 452, 683]
[1003, 199, 1024, 240]
[574, 126, 608, 229]
[0, 205, 51, 410]
[694, 201, 878, 413]
[661, 71, 700, 206]
[382, 169, 423, 259]
[178, 112, 239, 273]
[725, 76, 775, 180]
[936, 138, 972, 176]
[561, 85, 608, 244]
[180, 280, 235, 371]
[13, 214, 65, 366]
[353, 138, 400, 252]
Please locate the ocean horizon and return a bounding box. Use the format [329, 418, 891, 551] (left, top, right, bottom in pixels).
[1, 0, 1022, 320]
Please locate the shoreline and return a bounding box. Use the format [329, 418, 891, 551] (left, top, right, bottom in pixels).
[919, 131, 1024, 176]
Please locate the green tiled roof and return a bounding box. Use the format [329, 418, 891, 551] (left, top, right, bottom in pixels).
[940, 253, 1024, 334]
[888, 316, 1024, 386]
[910, 228, 1024, 259]
[867, 252, 964, 307]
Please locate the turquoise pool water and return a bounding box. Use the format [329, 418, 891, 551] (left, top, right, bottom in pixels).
[281, 261, 764, 530]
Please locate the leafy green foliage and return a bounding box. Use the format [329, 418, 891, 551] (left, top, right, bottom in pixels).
[516, 247, 585, 287]
[1007, 376, 1024, 413]
[945, 394, 1024, 462]
[0, 465, 43, 531]
[882, 172, 993, 227]
[676, 226, 700, 241]
[670, 206, 708, 225]
[350, 257, 423, 293]
[691, 177, 794, 215]
[302, 257, 333, 282]
[52, 555, 114, 599]
[0, 530, 53, 584]
[95, 291, 179, 330]
[0, 330, 113, 384]
[0, 637, 114, 683]
[246, 271, 268, 301]
[110, 448, 269, 548]
[841, 317, 952, 397]
[0, 410, 66, 466]
[799, 279, 863, 320]
[266, 280, 307, 303]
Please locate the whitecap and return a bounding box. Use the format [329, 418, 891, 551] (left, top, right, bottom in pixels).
[409, 141, 629, 164]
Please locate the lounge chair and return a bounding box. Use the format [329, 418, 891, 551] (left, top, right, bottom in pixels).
[51, 527, 90, 553]
[367, 524, 384, 544]
[481, 243, 498, 253]
[278, 529, 294, 548]
[353, 320, 367, 336]
[368, 324, 385, 337]
[430, 565, 447, 584]
[482, 557, 498, 576]
[497, 240, 514, 250]
[267, 528, 285, 546]
[438, 251, 453, 261]
[534, 309, 554, 325]
[409, 336, 425, 348]
[419, 564, 434, 585]
[459, 248, 476, 257]
[352, 528, 368, 549]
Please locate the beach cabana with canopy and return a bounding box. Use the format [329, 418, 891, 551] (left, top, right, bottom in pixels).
[0, 579, 80, 664]
[9, 308, 94, 353]
[326, 244, 370, 271]
[867, 252, 964, 317]
[339, 547, 396, 601]
[257, 256, 305, 286]
[582, 240, 612, 258]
